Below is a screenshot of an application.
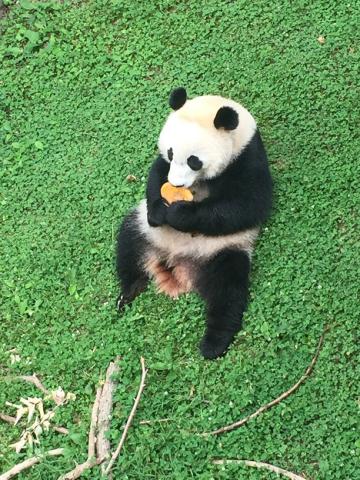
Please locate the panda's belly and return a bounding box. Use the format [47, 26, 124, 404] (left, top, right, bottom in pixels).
[137, 200, 259, 261]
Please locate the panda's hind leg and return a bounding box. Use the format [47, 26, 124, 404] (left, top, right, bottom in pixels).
[116, 210, 150, 312]
[196, 248, 250, 359]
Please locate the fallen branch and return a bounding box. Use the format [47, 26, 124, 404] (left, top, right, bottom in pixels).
[59, 387, 102, 480]
[0, 412, 69, 435]
[97, 358, 120, 475]
[104, 357, 147, 475]
[202, 328, 327, 435]
[212, 459, 307, 480]
[0, 448, 64, 480]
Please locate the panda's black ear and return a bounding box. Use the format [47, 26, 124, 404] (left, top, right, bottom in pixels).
[214, 106, 239, 130]
[169, 87, 187, 110]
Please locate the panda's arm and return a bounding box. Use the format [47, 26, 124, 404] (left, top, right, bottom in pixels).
[146, 155, 170, 227]
[166, 172, 272, 235]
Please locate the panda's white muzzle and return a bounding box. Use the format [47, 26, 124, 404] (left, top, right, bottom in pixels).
[168, 162, 196, 188]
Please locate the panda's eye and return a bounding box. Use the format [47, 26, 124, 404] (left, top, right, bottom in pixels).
[167, 148, 173, 161]
[187, 155, 203, 171]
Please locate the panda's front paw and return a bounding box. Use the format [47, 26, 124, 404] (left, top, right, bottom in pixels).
[147, 199, 167, 227]
[166, 201, 196, 232]
[199, 330, 233, 359]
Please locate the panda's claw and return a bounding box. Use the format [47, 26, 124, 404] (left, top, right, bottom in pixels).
[116, 294, 130, 313]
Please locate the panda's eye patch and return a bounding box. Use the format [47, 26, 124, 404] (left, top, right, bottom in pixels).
[187, 155, 203, 171]
[167, 148, 173, 161]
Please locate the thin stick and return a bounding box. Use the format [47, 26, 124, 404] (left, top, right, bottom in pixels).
[59, 458, 98, 480]
[203, 328, 327, 435]
[0, 413, 16, 425]
[88, 387, 101, 459]
[139, 418, 171, 425]
[0, 412, 69, 435]
[104, 357, 147, 475]
[15, 375, 49, 395]
[212, 459, 307, 480]
[59, 387, 102, 480]
[53, 426, 69, 435]
[0, 448, 64, 480]
[97, 359, 120, 474]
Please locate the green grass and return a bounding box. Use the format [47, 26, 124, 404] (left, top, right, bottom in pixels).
[0, 0, 359, 478]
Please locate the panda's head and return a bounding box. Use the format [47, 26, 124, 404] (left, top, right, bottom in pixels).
[158, 87, 257, 188]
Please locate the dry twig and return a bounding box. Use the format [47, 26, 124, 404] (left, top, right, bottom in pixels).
[0, 412, 68, 435]
[59, 387, 102, 480]
[0, 413, 16, 425]
[0, 448, 64, 480]
[96, 358, 120, 474]
[212, 459, 307, 480]
[139, 418, 171, 425]
[202, 328, 327, 435]
[53, 426, 69, 435]
[1, 358, 142, 479]
[15, 375, 49, 395]
[104, 357, 147, 475]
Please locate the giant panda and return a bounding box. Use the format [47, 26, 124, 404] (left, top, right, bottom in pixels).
[116, 87, 272, 359]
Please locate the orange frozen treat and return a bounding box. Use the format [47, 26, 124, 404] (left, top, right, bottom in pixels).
[160, 182, 193, 204]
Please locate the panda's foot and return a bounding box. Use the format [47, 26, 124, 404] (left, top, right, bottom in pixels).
[172, 264, 193, 293]
[116, 293, 135, 313]
[116, 279, 148, 313]
[199, 330, 234, 360]
[156, 269, 184, 298]
[146, 258, 189, 298]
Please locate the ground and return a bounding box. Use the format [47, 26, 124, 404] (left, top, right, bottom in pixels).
[0, 1, 359, 479]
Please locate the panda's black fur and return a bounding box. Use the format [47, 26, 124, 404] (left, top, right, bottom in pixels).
[116, 89, 272, 359]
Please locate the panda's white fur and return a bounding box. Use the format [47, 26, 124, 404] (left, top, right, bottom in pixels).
[137, 199, 259, 262]
[158, 95, 257, 187]
[138, 94, 259, 261]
